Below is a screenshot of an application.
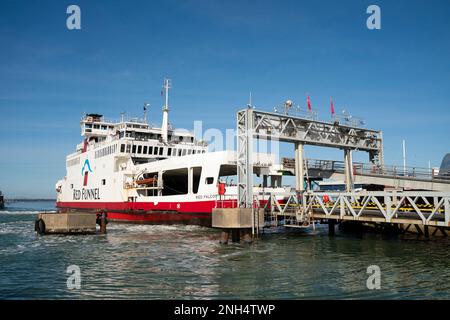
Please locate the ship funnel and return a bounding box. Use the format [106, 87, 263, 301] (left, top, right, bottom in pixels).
[161, 79, 171, 143]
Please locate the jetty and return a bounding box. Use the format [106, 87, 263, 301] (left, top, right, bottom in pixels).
[35, 212, 107, 235]
[212, 106, 450, 240]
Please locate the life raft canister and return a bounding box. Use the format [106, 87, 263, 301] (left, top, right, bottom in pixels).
[218, 182, 226, 196]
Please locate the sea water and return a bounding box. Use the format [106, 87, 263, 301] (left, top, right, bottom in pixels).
[0, 201, 449, 299]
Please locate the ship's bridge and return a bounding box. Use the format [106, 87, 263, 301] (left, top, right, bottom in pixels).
[81, 114, 116, 138]
[80, 113, 198, 145]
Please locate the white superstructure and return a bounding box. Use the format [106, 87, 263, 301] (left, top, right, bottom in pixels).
[56, 80, 287, 224]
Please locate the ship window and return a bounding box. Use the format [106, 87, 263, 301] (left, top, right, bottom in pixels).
[192, 167, 202, 194]
[94, 124, 99, 129]
[178, 149, 182, 156]
[70, 184, 73, 189]
[126, 145, 131, 153]
[85, 124, 92, 128]
[132, 145, 137, 153]
[218, 165, 237, 186]
[153, 147, 158, 155]
[143, 146, 147, 154]
[162, 168, 188, 196]
[182, 149, 187, 156]
[205, 177, 214, 185]
[168, 148, 172, 156]
[188, 149, 192, 155]
[159, 147, 164, 156]
[101, 125, 107, 130]
[148, 146, 153, 155]
[101, 179, 106, 185]
[137, 145, 142, 154]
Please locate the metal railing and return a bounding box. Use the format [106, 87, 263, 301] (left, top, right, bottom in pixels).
[303, 191, 450, 227]
[282, 158, 450, 182]
[214, 194, 261, 209]
[260, 191, 450, 227]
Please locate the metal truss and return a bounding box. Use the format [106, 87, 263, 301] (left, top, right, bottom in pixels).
[237, 107, 384, 211]
[237, 108, 254, 208]
[263, 191, 450, 227]
[303, 191, 450, 227]
[251, 109, 384, 164]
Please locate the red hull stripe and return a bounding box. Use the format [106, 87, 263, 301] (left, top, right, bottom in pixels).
[56, 200, 219, 213]
[56, 199, 276, 223]
[107, 211, 211, 224]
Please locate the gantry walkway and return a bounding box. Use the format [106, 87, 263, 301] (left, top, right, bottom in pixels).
[212, 106, 450, 238]
[282, 158, 450, 191]
[261, 190, 450, 230]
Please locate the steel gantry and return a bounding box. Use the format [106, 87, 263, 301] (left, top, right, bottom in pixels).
[236, 107, 384, 208]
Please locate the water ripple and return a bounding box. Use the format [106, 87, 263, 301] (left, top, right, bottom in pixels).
[0, 204, 449, 299]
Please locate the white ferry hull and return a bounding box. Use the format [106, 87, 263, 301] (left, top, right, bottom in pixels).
[56, 150, 287, 225]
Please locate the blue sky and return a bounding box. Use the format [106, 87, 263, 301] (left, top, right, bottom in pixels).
[0, 0, 449, 198]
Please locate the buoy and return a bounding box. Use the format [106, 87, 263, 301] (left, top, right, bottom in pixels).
[323, 195, 330, 203]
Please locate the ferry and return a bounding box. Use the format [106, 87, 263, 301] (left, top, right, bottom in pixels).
[55, 79, 288, 225]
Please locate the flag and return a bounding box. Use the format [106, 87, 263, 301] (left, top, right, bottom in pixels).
[307, 95, 312, 112]
[330, 98, 335, 115]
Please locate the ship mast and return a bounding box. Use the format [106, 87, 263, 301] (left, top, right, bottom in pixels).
[161, 79, 171, 143]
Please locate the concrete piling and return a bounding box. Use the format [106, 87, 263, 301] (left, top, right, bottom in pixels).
[212, 208, 264, 244]
[35, 212, 96, 235]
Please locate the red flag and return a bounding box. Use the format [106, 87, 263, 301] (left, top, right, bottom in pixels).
[307, 95, 312, 112]
[330, 97, 335, 115]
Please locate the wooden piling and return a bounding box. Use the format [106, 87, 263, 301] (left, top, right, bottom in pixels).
[328, 220, 336, 236]
[220, 229, 230, 244]
[231, 229, 240, 243]
[100, 211, 107, 234]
